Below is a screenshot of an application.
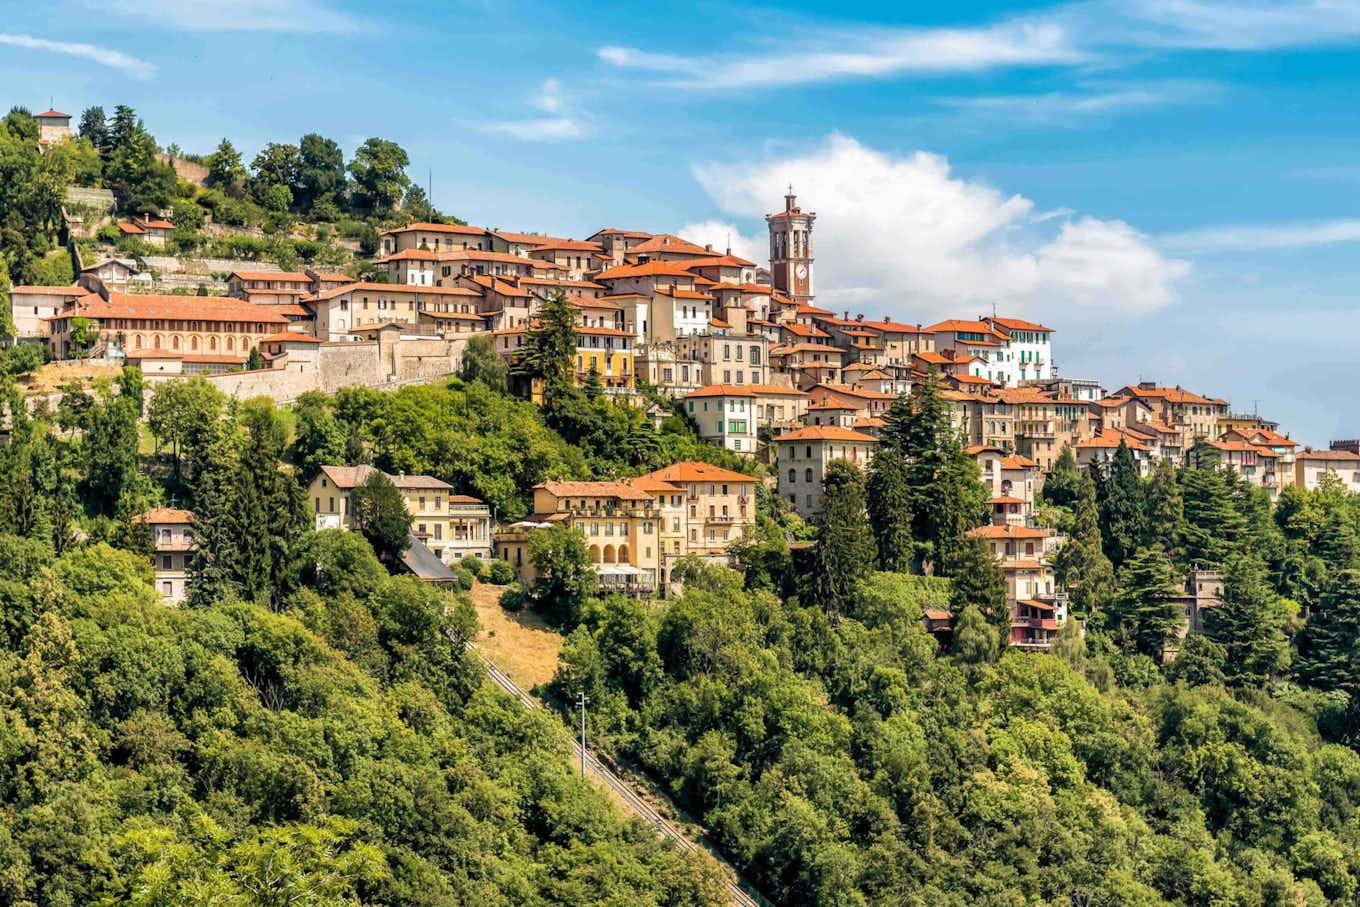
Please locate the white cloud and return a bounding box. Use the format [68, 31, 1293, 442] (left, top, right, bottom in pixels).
[672, 220, 766, 264]
[690, 133, 1187, 322]
[484, 79, 587, 142]
[1159, 218, 1360, 253]
[938, 79, 1220, 124]
[0, 33, 154, 79]
[103, 0, 362, 33]
[599, 1, 1360, 92]
[597, 20, 1084, 90]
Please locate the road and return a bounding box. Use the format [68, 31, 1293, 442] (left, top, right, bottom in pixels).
[465, 643, 768, 907]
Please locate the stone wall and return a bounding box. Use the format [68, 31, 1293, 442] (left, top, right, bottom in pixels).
[140, 337, 466, 404]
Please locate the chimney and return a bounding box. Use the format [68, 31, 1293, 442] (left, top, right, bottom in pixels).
[705, 243, 713, 252]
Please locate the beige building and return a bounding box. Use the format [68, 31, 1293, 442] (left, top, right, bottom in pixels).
[227, 270, 314, 305]
[47, 292, 288, 361]
[673, 330, 769, 387]
[379, 222, 494, 255]
[134, 508, 194, 603]
[494, 481, 663, 597]
[306, 282, 485, 340]
[1109, 383, 1228, 452]
[9, 285, 84, 340]
[642, 462, 758, 555]
[773, 425, 878, 517]
[308, 465, 492, 562]
[1295, 449, 1360, 494]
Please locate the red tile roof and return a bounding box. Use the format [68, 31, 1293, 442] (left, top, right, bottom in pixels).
[65, 292, 289, 325]
[260, 332, 322, 344]
[774, 425, 880, 443]
[538, 480, 651, 501]
[627, 234, 720, 257]
[133, 507, 193, 524]
[644, 461, 757, 484]
[987, 316, 1053, 333]
[596, 261, 702, 279]
[383, 222, 487, 236]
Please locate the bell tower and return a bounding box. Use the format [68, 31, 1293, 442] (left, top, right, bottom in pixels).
[766, 187, 815, 303]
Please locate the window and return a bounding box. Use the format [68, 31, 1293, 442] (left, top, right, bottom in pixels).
[788, 468, 796, 483]
[804, 468, 813, 482]
[162, 555, 172, 570]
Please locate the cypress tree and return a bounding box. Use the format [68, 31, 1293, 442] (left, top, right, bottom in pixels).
[866, 445, 914, 572]
[1098, 441, 1147, 570]
[948, 534, 1008, 630]
[1294, 569, 1360, 735]
[802, 459, 876, 619]
[1109, 545, 1182, 658]
[1053, 471, 1114, 616]
[1205, 553, 1293, 685]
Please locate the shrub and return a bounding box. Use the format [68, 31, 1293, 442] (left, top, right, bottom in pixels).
[487, 559, 516, 585]
[499, 585, 526, 611]
[459, 556, 485, 581]
[451, 566, 475, 592]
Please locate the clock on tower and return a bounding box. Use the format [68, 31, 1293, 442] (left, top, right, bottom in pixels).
[766, 187, 816, 304]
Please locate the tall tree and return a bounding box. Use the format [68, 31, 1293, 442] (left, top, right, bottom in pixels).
[1143, 459, 1185, 564]
[459, 333, 508, 392]
[250, 142, 301, 211]
[1097, 440, 1147, 570]
[948, 534, 1008, 630]
[203, 138, 246, 196]
[1294, 569, 1360, 739]
[296, 133, 345, 213]
[1181, 464, 1247, 567]
[1041, 445, 1083, 512]
[1109, 545, 1182, 658]
[526, 524, 598, 626]
[802, 459, 876, 619]
[347, 137, 410, 216]
[350, 470, 412, 563]
[81, 396, 143, 515]
[1205, 553, 1293, 685]
[866, 444, 914, 573]
[514, 290, 575, 396]
[76, 106, 107, 164]
[1053, 471, 1114, 616]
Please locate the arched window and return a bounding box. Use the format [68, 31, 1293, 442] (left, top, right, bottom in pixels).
[209, 336, 217, 351]
[804, 468, 813, 482]
[171, 335, 180, 350]
[602, 544, 616, 564]
[589, 545, 601, 564]
[153, 334, 161, 348]
[617, 544, 629, 563]
[787, 468, 796, 483]
[134, 334, 143, 349]
[226, 337, 234, 351]
[191, 336, 199, 351]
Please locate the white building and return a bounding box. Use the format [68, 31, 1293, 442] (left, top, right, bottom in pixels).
[683, 384, 758, 454]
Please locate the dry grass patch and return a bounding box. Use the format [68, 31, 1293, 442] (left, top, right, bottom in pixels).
[468, 581, 563, 690]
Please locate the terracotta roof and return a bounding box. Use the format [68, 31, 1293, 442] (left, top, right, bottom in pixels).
[260, 332, 322, 344]
[969, 524, 1048, 539]
[275, 305, 314, 317]
[133, 507, 193, 524]
[771, 342, 845, 356]
[628, 234, 720, 257]
[1112, 385, 1218, 406]
[528, 240, 606, 253]
[706, 282, 772, 295]
[858, 319, 929, 334]
[854, 417, 886, 428]
[774, 426, 879, 443]
[655, 287, 713, 301]
[63, 292, 289, 325]
[309, 271, 352, 282]
[683, 253, 757, 269]
[599, 292, 650, 301]
[591, 228, 652, 238]
[810, 383, 894, 400]
[380, 249, 439, 262]
[644, 461, 757, 484]
[625, 476, 684, 493]
[781, 322, 831, 339]
[1077, 429, 1149, 451]
[138, 218, 174, 230]
[463, 274, 532, 299]
[229, 270, 311, 283]
[311, 282, 481, 301]
[1017, 599, 1057, 611]
[1000, 455, 1040, 470]
[37, 109, 70, 119]
[925, 319, 1006, 337]
[318, 464, 452, 490]
[538, 480, 652, 501]
[987, 316, 1053, 333]
[436, 249, 562, 269]
[10, 285, 85, 296]
[383, 222, 487, 236]
[492, 230, 574, 246]
[117, 222, 145, 235]
[1298, 449, 1360, 461]
[686, 384, 756, 398]
[518, 276, 606, 289]
[987, 495, 1026, 505]
[182, 354, 248, 365]
[596, 261, 702, 280]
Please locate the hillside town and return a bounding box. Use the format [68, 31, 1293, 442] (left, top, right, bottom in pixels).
[11, 124, 1358, 655]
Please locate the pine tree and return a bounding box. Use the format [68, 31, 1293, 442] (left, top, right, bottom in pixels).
[1294, 569, 1360, 736]
[1109, 545, 1182, 658]
[1042, 446, 1083, 512]
[1205, 553, 1293, 685]
[1143, 459, 1185, 564]
[1180, 465, 1247, 567]
[351, 470, 412, 562]
[948, 534, 1008, 630]
[802, 460, 876, 619]
[1053, 471, 1114, 616]
[866, 446, 914, 572]
[515, 290, 576, 397]
[1098, 441, 1147, 570]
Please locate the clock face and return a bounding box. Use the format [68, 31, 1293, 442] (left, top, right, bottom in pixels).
[795, 264, 808, 279]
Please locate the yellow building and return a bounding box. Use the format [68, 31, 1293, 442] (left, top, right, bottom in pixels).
[494, 481, 662, 597]
[494, 323, 637, 403]
[308, 465, 492, 563]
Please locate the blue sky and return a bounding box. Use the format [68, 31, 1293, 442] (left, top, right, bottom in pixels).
[5, 0, 1360, 443]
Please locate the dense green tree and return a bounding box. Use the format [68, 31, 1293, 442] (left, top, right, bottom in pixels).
[458, 333, 508, 392]
[287, 391, 348, 480]
[1053, 471, 1114, 616]
[249, 142, 301, 210]
[246, 346, 264, 370]
[100, 107, 178, 214]
[204, 137, 246, 195]
[350, 470, 411, 563]
[1040, 445, 1084, 516]
[866, 442, 914, 572]
[514, 290, 575, 394]
[526, 524, 598, 626]
[295, 133, 345, 213]
[1109, 545, 1182, 658]
[1098, 441, 1147, 570]
[1144, 459, 1186, 562]
[347, 137, 410, 215]
[1181, 464, 1248, 567]
[1295, 570, 1360, 738]
[948, 534, 1007, 629]
[81, 395, 144, 515]
[1206, 554, 1294, 685]
[802, 459, 875, 619]
[146, 377, 227, 482]
[76, 106, 107, 158]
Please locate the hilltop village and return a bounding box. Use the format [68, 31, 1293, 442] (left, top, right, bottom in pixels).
[10, 114, 1357, 651]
